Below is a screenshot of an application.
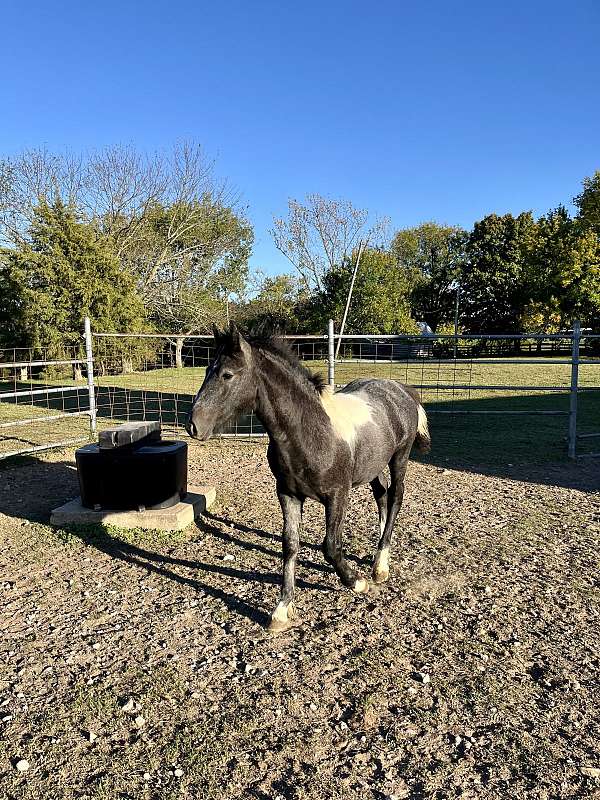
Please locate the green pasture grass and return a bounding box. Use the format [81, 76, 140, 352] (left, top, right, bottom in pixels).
[1, 357, 599, 464]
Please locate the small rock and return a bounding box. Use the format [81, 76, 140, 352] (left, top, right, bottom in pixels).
[121, 698, 135, 713]
[143, 772, 151, 781]
[174, 768, 184, 777]
[134, 715, 145, 728]
[309, 702, 317, 711]
[223, 554, 235, 562]
[581, 766, 600, 779]
[92, 643, 101, 650]
[413, 672, 431, 684]
[15, 759, 30, 772]
[87, 731, 97, 743]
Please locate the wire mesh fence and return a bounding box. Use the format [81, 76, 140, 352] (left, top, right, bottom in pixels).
[1, 323, 599, 461]
[0, 344, 93, 459]
[89, 333, 330, 439]
[333, 330, 600, 460]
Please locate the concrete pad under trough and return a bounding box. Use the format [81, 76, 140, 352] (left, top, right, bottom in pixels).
[50, 485, 216, 531]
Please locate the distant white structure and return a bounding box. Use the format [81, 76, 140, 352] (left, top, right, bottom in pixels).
[417, 321, 434, 336]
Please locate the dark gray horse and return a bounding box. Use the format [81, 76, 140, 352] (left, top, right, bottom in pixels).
[186, 323, 431, 633]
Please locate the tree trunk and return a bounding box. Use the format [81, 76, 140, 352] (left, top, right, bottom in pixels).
[175, 337, 185, 369]
[122, 358, 134, 374]
[73, 364, 83, 381]
[18, 367, 28, 382]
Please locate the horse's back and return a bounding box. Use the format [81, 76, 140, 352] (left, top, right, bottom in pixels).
[336, 379, 420, 485]
[340, 378, 419, 429]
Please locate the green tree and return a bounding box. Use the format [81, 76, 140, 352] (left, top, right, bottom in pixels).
[1, 198, 146, 354]
[574, 170, 600, 236]
[241, 273, 308, 331]
[391, 222, 467, 330]
[461, 212, 537, 333]
[525, 204, 600, 330]
[304, 248, 419, 334]
[0, 252, 25, 347]
[132, 198, 253, 365]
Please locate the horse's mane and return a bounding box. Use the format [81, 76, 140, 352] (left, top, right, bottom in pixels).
[224, 324, 328, 395]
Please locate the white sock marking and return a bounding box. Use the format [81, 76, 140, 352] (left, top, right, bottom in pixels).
[272, 601, 289, 622]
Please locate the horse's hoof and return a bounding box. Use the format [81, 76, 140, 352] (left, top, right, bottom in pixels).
[267, 617, 300, 634]
[372, 568, 389, 585]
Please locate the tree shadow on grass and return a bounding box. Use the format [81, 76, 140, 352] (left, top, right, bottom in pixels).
[415, 391, 600, 492]
[4, 382, 600, 490]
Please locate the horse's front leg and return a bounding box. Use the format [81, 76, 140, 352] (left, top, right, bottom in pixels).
[323, 488, 370, 594]
[269, 492, 303, 633]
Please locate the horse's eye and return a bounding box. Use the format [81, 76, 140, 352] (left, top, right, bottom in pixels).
[222, 372, 234, 381]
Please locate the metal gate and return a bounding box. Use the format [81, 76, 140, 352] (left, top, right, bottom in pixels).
[1, 318, 599, 460]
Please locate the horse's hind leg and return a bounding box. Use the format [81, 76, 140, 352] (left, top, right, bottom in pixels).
[370, 472, 389, 539]
[372, 450, 409, 584]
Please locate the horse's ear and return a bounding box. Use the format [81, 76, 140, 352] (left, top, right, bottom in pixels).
[229, 321, 251, 359]
[212, 323, 221, 342]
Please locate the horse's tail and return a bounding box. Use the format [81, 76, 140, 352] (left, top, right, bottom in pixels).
[415, 403, 431, 453]
[405, 385, 431, 454]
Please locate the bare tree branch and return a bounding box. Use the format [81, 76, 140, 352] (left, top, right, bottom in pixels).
[271, 194, 388, 292]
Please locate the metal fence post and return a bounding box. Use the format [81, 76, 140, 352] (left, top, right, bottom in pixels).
[568, 320, 581, 459]
[84, 317, 97, 436]
[328, 319, 335, 387]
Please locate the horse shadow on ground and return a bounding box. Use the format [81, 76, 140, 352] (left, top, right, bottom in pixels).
[61, 521, 331, 628]
[0, 457, 335, 627]
[203, 510, 370, 569]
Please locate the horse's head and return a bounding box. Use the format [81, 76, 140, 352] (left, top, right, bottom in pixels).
[186, 322, 256, 441]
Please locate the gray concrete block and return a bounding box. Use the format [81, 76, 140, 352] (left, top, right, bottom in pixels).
[98, 420, 161, 449]
[50, 485, 216, 531]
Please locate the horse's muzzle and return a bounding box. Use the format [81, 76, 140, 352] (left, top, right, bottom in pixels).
[185, 418, 198, 438]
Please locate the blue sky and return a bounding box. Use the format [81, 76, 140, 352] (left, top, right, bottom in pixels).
[2, 0, 599, 274]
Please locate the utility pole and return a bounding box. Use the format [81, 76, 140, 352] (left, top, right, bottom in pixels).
[335, 240, 367, 360]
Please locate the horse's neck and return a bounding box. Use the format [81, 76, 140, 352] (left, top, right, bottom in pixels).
[254, 352, 323, 447]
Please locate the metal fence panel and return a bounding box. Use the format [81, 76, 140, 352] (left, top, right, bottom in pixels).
[1, 321, 599, 460]
[0, 342, 91, 460]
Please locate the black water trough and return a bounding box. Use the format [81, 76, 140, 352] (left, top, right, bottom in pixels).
[75, 421, 187, 512]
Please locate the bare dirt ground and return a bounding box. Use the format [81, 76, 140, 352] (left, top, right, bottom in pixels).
[1, 441, 599, 800]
